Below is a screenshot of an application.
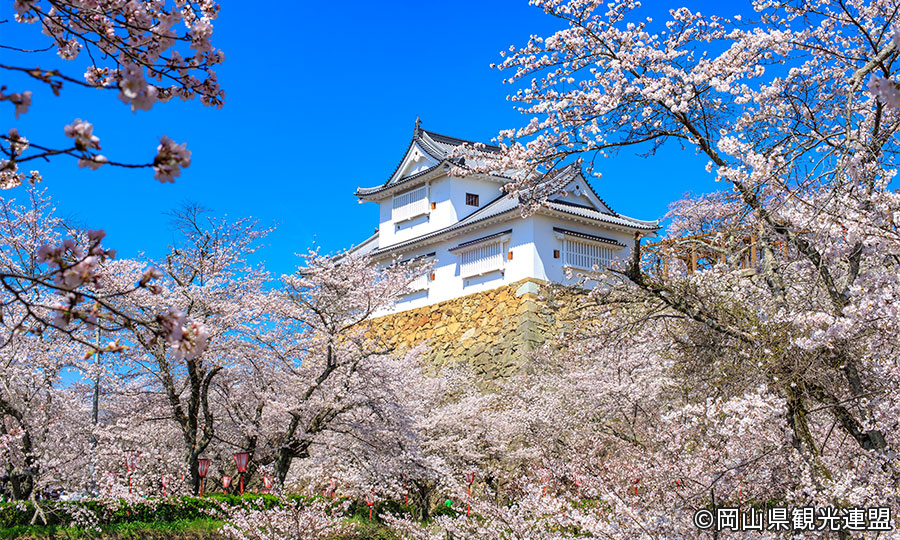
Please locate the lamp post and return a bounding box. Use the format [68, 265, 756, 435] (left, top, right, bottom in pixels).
[222, 475, 232, 493]
[465, 472, 475, 517]
[540, 468, 550, 496]
[89, 328, 102, 495]
[233, 452, 249, 495]
[106, 472, 117, 496]
[197, 458, 211, 496]
[401, 474, 409, 506]
[124, 452, 140, 494]
[365, 492, 375, 520]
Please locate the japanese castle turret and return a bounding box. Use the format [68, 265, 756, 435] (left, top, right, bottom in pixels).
[349, 120, 659, 313]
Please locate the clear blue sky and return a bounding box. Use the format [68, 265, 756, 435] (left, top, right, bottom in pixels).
[3, 0, 725, 277]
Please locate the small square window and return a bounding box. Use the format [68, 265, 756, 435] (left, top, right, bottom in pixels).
[465, 193, 479, 206]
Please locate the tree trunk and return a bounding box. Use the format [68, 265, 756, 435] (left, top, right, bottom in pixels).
[784, 384, 831, 481]
[8, 466, 34, 501]
[189, 451, 201, 495]
[412, 480, 436, 520]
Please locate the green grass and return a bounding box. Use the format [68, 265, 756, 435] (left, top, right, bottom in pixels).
[344, 516, 400, 540]
[0, 495, 417, 539]
[0, 516, 401, 539]
[0, 518, 223, 539]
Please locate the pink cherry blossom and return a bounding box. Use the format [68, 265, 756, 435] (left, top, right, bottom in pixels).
[153, 136, 192, 183]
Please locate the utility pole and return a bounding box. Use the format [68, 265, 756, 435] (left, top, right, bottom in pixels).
[92, 328, 100, 428]
[89, 328, 101, 495]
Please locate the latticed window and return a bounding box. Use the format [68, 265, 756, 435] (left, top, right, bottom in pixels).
[459, 241, 504, 278]
[407, 272, 428, 292]
[392, 185, 429, 222]
[465, 193, 479, 206]
[563, 238, 613, 270]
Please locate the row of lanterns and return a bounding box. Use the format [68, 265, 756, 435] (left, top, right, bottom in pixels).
[125, 456, 578, 509]
[124, 451, 273, 497]
[196, 452, 271, 496]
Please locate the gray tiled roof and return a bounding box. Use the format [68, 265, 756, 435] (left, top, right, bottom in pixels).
[357, 121, 501, 198]
[353, 122, 658, 257]
[536, 163, 621, 217]
[552, 227, 626, 247]
[545, 200, 658, 230]
[365, 191, 658, 259]
[449, 229, 513, 252]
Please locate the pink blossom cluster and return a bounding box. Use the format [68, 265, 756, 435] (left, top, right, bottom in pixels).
[0, 88, 32, 119]
[2, 0, 222, 184]
[36, 229, 113, 291]
[153, 136, 192, 183]
[158, 308, 209, 361]
[222, 499, 352, 540]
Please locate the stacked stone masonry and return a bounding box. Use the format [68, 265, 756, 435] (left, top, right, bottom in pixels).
[364, 279, 583, 378]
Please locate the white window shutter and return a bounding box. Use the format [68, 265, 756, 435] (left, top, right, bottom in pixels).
[459, 241, 504, 278]
[392, 185, 429, 222]
[563, 238, 612, 270]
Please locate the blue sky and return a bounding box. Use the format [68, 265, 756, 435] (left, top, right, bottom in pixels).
[3, 0, 725, 278]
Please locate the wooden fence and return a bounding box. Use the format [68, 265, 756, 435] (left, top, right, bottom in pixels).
[643, 230, 784, 277]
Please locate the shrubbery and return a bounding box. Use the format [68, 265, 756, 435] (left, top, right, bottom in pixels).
[0, 494, 290, 529]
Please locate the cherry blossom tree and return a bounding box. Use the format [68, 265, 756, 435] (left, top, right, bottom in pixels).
[0, 333, 89, 500]
[427, 0, 900, 534]
[0, 188, 105, 500]
[215, 251, 429, 492]
[0, 1, 225, 372]
[98, 204, 269, 494]
[468, 0, 900, 483]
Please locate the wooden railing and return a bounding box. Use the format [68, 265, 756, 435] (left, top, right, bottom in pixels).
[643, 230, 778, 277]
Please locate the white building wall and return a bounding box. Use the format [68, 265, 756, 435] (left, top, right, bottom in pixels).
[373, 206, 645, 314]
[376, 174, 504, 250]
[393, 218, 538, 311]
[378, 176, 447, 247]
[530, 214, 635, 284]
[390, 214, 641, 313]
[448, 176, 503, 223]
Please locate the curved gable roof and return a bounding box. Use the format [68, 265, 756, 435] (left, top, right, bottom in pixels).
[356, 119, 501, 199]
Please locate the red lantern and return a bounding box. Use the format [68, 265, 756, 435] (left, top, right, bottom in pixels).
[222, 475, 232, 492]
[234, 452, 250, 473]
[262, 475, 273, 494]
[197, 458, 211, 496]
[161, 475, 168, 497]
[234, 452, 250, 496]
